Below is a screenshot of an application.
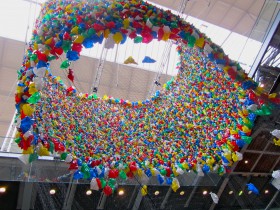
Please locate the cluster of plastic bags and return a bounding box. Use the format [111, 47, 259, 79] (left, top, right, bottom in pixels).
[14, 0, 280, 196]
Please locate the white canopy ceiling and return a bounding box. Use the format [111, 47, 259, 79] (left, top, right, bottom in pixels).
[149, 0, 279, 42]
[0, 0, 279, 151]
[0, 36, 171, 146]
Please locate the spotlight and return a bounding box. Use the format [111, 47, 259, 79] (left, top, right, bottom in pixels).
[0, 187, 6, 193]
[154, 191, 160, 195]
[180, 191, 185, 195]
[228, 191, 233, 195]
[248, 191, 252, 195]
[86, 190, 92, 195]
[265, 190, 269, 194]
[244, 160, 248, 164]
[50, 189, 56, 195]
[118, 189, 124, 196]
[203, 190, 207, 195]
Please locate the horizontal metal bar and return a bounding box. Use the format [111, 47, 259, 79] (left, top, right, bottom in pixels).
[0, 152, 54, 160]
[245, 149, 280, 156]
[231, 172, 271, 176]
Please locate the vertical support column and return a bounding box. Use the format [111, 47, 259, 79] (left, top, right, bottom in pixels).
[96, 192, 107, 210]
[160, 187, 172, 209]
[127, 186, 138, 209]
[249, 10, 280, 78]
[132, 176, 149, 210]
[132, 186, 144, 210]
[16, 182, 34, 210]
[227, 182, 246, 208]
[62, 183, 77, 210]
[209, 177, 229, 210]
[184, 176, 202, 208]
[62, 175, 77, 210]
[264, 190, 279, 210]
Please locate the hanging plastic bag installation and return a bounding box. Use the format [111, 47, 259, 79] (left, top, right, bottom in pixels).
[15, 0, 279, 193]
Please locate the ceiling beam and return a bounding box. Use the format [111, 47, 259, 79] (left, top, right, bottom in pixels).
[227, 181, 247, 209]
[62, 179, 77, 210]
[247, 140, 272, 173]
[183, 186, 197, 208]
[209, 127, 265, 209]
[127, 186, 138, 209]
[264, 190, 279, 210]
[160, 187, 172, 209]
[230, 172, 272, 176]
[270, 72, 280, 94]
[183, 176, 202, 208]
[21, 182, 34, 210]
[132, 186, 144, 210]
[209, 177, 229, 210]
[36, 183, 56, 210]
[96, 192, 107, 210]
[132, 175, 150, 210]
[270, 156, 280, 173]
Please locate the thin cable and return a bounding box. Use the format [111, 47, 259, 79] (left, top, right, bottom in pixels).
[220, 31, 232, 47]
[32, 0, 38, 29]
[23, 1, 33, 55]
[133, 175, 157, 210]
[121, 158, 158, 210]
[114, 44, 120, 87]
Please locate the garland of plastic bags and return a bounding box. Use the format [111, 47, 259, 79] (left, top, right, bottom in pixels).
[15, 0, 280, 195]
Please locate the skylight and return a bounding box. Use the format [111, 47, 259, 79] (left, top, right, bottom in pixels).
[0, 0, 262, 74]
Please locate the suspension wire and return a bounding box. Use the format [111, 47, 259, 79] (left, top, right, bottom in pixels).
[23, 1, 33, 55]
[147, 0, 189, 98]
[147, 41, 173, 97]
[90, 39, 108, 93]
[220, 31, 232, 47]
[114, 44, 120, 87]
[2, 0, 39, 152]
[121, 158, 158, 210]
[133, 175, 157, 210]
[32, 0, 38, 29]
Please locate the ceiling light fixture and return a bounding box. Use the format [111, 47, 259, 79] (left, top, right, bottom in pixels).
[203, 190, 208, 195]
[238, 190, 243, 196]
[265, 190, 269, 194]
[154, 191, 160, 196]
[50, 189, 56, 195]
[118, 189, 124, 196]
[228, 190, 233, 195]
[86, 190, 92, 195]
[180, 191, 185, 195]
[244, 160, 248, 164]
[0, 187, 6, 193]
[248, 191, 252, 195]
